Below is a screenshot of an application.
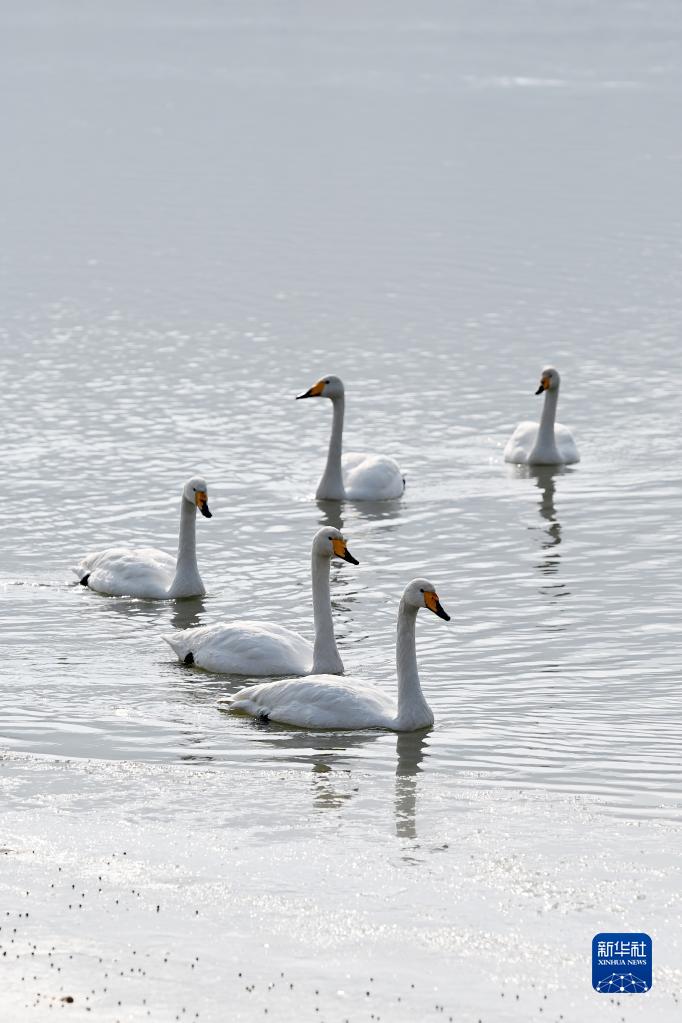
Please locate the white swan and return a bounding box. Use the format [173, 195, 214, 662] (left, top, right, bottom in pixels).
[74, 477, 212, 599]
[162, 527, 359, 675]
[504, 366, 580, 465]
[222, 578, 449, 731]
[297, 375, 405, 501]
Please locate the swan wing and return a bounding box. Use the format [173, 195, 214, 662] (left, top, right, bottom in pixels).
[74, 547, 175, 598]
[503, 421, 538, 464]
[554, 422, 580, 463]
[342, 452, 405, 501]
[226, 674, 396, 729]
[163, 621, 313, 676]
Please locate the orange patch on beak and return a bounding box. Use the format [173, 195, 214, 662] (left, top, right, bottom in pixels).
[308, 379, 326, 396]
[424, 590, 450, 621]
[541, 377, 550, 390]
[331, 536, 359, 565]
[195, 490, 212, 518]
[331, 537, 347, 559]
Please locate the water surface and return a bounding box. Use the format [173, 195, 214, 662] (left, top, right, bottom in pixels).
[1, 2, 681, 1019]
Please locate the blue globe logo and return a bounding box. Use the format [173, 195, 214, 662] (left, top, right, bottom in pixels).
[596, 972, 648, 993]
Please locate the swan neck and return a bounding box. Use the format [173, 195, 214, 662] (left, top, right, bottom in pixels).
[316, 395, 345, 501]
[311, 552, 343, 674]
[537, 386, 559, 448]
[170, 498, 204, 597]
[395, 599, 431, 728]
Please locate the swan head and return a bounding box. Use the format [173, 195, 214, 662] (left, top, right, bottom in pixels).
[183, 477, 212, 518]
[296, 374, 344, 401]
[404, 578, 450, 621]
[535, 366, 561, 395]
[312, 526, 359, 565]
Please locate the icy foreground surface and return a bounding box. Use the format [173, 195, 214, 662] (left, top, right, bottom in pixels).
[1, 753, 680, 1022]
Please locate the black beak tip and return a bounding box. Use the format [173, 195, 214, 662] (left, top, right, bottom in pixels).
[200, 505, 212, 518]
[435, 602, 450, 621]
[344, 551, 360, 565]
[535, 385, 544, 395]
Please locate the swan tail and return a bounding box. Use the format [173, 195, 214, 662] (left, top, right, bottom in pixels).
[161, 633, 188, 660]
[222, 696, 262, 717]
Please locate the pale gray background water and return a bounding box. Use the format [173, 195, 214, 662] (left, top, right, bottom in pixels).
[1, 3, 681, 1020]
[2, 0, 680, 818]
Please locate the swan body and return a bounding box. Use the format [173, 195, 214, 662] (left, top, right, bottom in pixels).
[224, 578, 450, 731]
[227, 674, 400, 729]
[297, 375, 405, 501]
[165, 621, 314, 675]
[163, 527, 359, 675]
[74, 477, 212, 599]
[504, 366, 580, 465]
[341, 452, 405, 501]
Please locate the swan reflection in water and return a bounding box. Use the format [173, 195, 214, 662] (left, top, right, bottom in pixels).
[512, 464, 574, 603]
[394, 730, 429, 841]
[530, 465, 562, 572]
[316, 499, 344, 532]
[316, 496, 402, 534]
[83, 593, 207, 635]
[171, 595, 206, 631]
[245, 723, 429, 839]
[310, 729, 429, 823]
[528, 467, 573, 613]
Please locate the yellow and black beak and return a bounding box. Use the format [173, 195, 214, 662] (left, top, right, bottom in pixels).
[296, 379, 326, 400]
[424, 590, 450, 621]
[195, 490, 212, 518]
[331, 536, 359, 565]
[535, 377, 550, 395]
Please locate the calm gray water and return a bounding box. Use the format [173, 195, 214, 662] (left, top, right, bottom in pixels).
[1, 0, 681, 826]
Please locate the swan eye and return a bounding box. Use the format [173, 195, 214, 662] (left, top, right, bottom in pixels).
[419, 588, 424, 593]
[324, 379, 330, 384]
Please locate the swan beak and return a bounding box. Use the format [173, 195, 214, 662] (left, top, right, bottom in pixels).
[195, 491, 212, 518]
[424, 590, 450, 621]
[296, 379, 325, 399]
[535, 377, 549, 395]
[332, 537, 359, 565]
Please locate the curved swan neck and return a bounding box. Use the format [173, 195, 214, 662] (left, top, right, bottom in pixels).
[395, 599, 432, 729]
[169, 498, 204, 597]
[311, 552, 343, 674]
[316, 395, 345, 501]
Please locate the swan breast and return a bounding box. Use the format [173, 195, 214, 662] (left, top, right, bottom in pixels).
[503, 421, 539, 464]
